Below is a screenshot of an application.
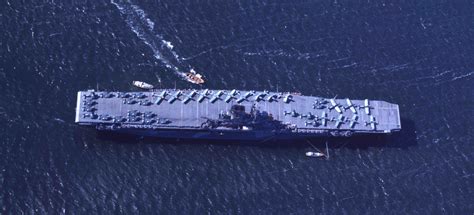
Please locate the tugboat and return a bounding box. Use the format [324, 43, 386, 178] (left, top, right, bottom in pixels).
[132, 81, 154, 89]
[184, 69, 205, 85]
[305, 140, 330, 159]
[305, 151, 326, 158]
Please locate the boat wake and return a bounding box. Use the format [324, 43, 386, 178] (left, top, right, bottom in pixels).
[111, 0, 190, 78]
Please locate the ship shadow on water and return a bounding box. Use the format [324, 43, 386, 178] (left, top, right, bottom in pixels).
[96, 118, 417, 150]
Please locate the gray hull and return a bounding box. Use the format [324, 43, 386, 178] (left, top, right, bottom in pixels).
[99, 127, 330, 141]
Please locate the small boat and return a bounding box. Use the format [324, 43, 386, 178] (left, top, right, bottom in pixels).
[133, 81, 154, 89]
[184, 69, 205, 85]
[305, 151, 326, 158]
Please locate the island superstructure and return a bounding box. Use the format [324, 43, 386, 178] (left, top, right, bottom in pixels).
[75, 89, 401, 140]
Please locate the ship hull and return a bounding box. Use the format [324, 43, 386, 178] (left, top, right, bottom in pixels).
[98, 127, 332, 141]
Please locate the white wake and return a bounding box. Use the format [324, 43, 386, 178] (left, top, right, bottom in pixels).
[111, 0, 189, 78]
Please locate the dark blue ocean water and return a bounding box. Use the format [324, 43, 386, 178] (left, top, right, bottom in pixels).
[1, 0, 473, 213]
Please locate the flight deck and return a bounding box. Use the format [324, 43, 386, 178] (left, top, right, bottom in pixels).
[75, 89, 401, 139]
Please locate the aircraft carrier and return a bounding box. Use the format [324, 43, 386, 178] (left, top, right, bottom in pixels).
[75, 89, 401, 140]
